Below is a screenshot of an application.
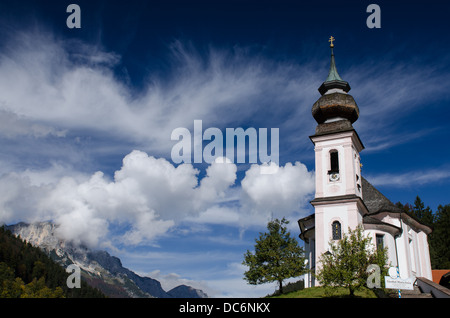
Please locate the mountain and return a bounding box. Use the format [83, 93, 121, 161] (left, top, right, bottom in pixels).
[7, 222, 208, 298]
[0, 225, 105, 298]
[167, 284, 209, 298]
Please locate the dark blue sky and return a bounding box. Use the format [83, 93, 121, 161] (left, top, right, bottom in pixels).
[3, 0, 449, 87]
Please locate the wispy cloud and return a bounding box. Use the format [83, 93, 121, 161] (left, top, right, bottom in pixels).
[362, 127, 439, 153]
[345, 52, 450, 153]
[366, 168, 450, 187]
[0, 30, 319, 164]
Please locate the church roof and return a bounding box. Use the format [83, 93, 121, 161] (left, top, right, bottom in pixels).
[317, 39, 351, 96]
[361, 176, 403, 214]
[313, 38, 357, 125]
[362, 215, 402, 236]
[361, 176, 432, 234]
[325, 48, 344, 82]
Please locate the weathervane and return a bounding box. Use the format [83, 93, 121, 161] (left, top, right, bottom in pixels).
[328, 36, 335, 48]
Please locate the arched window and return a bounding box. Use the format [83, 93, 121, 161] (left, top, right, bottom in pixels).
[329, 150, 339, 174]
[332, 221, 341, 240]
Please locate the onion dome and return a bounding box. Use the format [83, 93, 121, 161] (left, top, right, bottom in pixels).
[312, 37, 359, 125]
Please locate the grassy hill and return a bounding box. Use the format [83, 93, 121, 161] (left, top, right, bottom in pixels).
[268, 286, 378, 298]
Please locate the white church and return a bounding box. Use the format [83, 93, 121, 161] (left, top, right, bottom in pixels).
[297, 38, 433, 288]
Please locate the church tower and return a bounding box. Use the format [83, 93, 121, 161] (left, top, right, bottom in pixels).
[299, 37, 433, 288]
[310, 37, 366, 277]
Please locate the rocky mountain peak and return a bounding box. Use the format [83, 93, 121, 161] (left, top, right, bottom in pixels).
[7, 222, 208, 298]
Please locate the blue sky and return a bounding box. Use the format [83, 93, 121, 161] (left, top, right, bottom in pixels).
[0, 0, 449, 297]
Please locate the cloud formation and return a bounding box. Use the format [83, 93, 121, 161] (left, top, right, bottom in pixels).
[0, 29, 317, 167]
[241, 162, 315, 217]
[0, 150, 315, 248]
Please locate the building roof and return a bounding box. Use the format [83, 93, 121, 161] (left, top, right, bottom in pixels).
[326, 48, 343, 82]
[313, 40, 357, 125]
[361, 176, 432, 234]
[318, 44, 350, 96]
[361, 176, 403, 214]
[362, 215, 402, 237]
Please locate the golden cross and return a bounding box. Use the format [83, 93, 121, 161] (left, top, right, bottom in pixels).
[329, 36, 335, 48]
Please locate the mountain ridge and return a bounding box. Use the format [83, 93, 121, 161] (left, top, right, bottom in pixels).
[7, 221, 208, 298]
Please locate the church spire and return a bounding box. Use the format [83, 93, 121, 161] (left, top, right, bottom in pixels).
[312, 36, 359, 126]
[318, 36, 351, 96]
[325, 36, 344, 82]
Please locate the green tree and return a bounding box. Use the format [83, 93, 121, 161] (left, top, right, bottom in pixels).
[412, 196, 434, 227]
[20, 277, 65, 298]
[316, 225, 388, 297]
[431, 204, 450, 269]
[242, 218, 305, 294]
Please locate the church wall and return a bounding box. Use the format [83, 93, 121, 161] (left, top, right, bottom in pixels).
[314, 206, 325, 276]
[313, 132, 360, 200]
[417, 232, 432, 279]
[376, 213, 432, 279]
[408, 228, 419, 275]
[405, 226, 433, 280]
[386, 233, 398, 267]
[304, 238, 316, 288]
[315, 143, 347, 198]
[396, 222, 410, 278]
[364, 229, 398, 267]
[314, 201, 363, 280]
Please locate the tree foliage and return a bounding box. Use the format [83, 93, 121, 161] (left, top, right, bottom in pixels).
[431, 204, 450, 269]
[316, 225, 388, 297]
[0, 226, 105, 298]
[242, 218, 305, 294]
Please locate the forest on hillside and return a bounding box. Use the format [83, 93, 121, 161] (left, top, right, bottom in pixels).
[0, 226, 105, 298]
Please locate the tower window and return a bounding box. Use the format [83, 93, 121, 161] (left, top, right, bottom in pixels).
[329, 150, 339, 174]
[332, 221, 341, 240]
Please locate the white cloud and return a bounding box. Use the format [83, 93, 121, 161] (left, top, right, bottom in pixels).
[0, 109, 66, 139]
[240, 161, 315, 219]
[0, 149, 316, 249]
[0, 151, 239, 247]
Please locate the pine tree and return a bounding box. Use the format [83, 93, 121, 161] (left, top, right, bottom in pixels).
[432, 204, 450, 269]
[412, 196, 434, 227]
[242, 218, 306, 294]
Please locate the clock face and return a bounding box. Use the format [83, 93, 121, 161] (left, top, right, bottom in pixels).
[329, 173, 340, 182]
